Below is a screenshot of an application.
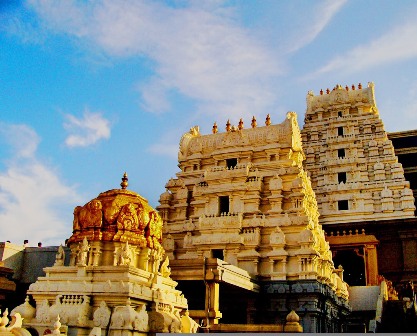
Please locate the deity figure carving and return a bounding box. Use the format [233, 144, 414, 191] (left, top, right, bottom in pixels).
[93, 301, 111, 328]
[117, 203, 139, 231]
[270, 227, 286, 245]
[79, 200, 102, 230]
[159, 256, 171, 278]
[76, 238, 90, 266]
[163, 234, 175, 251]
[133, 305, 149, 332]
[54, 245, 65, 266]
[115, 241, 132, 266]
[145, 211, 163, 250]
[36, 299, 50, 323]
[183, 232, 193, 248]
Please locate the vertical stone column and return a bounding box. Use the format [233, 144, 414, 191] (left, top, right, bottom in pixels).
[365, 244, 378, 285]
[205, 281, 221, 325]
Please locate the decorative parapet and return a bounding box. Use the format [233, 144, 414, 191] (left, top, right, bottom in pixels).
[199, 213, 243, 230]
[193, 233, 243, 246]
[178, 112, 301, 161]
[240, 228, 261, 247]
[306, 82, 376, 114]
[204, 163, 253, 181]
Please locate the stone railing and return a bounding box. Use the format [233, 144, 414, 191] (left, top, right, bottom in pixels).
[240, 227, 260, 246]
[205, 164, 252, 181]
[199, 213, 243, 230]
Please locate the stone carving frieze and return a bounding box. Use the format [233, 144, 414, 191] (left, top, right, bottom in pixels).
[199, 213, 243, 230]
[306, 82, 376, 114]
[193, 232, 243, 245]
[178, 117, 300, 160]
[93, 301, 111, 328]
[110, 303, 149, 332]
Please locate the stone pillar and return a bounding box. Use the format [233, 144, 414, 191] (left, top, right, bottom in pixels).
[365, 244, 378, 285]
[205, 281, 221, 325]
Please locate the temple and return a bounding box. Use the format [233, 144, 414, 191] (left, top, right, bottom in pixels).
[1, 81, 417, 333]
[158, 112, 350, 332]
[10, 175, 198, 335]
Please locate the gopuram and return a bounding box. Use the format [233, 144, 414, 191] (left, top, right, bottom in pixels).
[11, 174, 198, 336]
[157, 112, 350, 332]
[301, 83, 416, 286]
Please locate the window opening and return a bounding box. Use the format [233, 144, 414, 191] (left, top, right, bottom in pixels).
[338, 148, 346, 158]
[338, 172, 347, 184]
[212, 249, 224, 260]
[338, 200, 349, 210]
[226, 158, 238, 169]
[338, 126, 344, 136]
[219, 196, 230, 214]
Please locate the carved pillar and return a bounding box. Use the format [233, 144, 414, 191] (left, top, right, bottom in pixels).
[70, 248, 77, 266]
[364, 244, 378, 285]
[205, 281, 221, 325]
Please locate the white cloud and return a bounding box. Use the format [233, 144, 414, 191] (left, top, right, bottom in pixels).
[309, 19, 417, 78]
[0, 124, 81, 246]
[285, 0, 347, 53]
[26, 0, 283, 120]
[64, 109, 111, 148]
[0, 124, 39, 158]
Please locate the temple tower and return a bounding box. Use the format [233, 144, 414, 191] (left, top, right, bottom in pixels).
[301, 83, 416, 285]
[158, 112, 350, 332]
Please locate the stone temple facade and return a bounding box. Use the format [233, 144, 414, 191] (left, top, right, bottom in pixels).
[302, 82, 415, 224]
[301, 83, 416, 288]
[157, 112, 350, 332]
[11, 177, 198, 336]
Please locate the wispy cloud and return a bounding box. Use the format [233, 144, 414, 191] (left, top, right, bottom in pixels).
[0, 124, 40, 158]
[308, 19, 417, 78]
[0, 123, 81, 246]
[24, 0, 283, 121]
[285, 0, 347, 53]
[64, 109, 111, 148]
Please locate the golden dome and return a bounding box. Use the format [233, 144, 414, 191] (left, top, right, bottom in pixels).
[68, 173, 163, 250]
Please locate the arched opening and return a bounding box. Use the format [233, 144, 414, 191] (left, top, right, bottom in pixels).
[333, 249, 366, 286]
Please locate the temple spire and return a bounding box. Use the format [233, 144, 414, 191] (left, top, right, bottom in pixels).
[120, 172, 128, 189]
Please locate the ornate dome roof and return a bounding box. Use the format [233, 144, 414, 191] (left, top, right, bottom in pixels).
[67, 173, 163, 250]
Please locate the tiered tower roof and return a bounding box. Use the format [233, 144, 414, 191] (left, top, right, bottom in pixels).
[301, 82, 415, 224]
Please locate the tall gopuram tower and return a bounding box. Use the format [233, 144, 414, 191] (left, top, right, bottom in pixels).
[157, 112, 350, 333]
[12, 174, 198, 335]
[301, 83, 417, 286]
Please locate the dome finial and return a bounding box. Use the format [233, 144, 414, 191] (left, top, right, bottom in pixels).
[121, 172, 128, 189]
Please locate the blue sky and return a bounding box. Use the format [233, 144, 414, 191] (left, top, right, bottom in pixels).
[1, 0, 417, 246]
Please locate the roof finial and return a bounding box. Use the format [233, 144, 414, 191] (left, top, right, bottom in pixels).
[238, 118, 244, 130]
[121, 172, 128, 189]
[212, 122, 218, 134]
[251, 116, 257, 128]
[226, 119, 231, 132]
[265, 114, 271, 126]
